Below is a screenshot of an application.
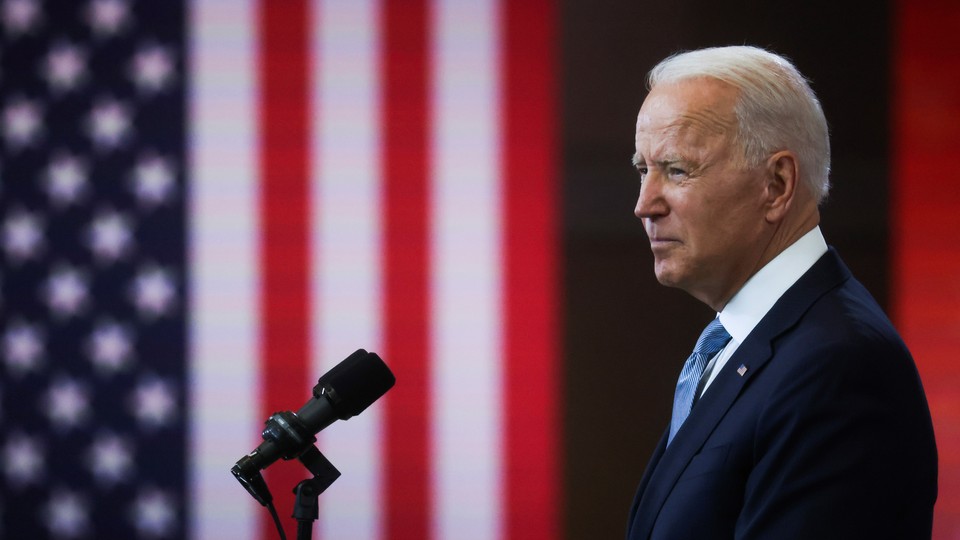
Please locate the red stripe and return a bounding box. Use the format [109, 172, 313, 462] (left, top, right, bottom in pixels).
[382, 1, 432, 539]
[501, 1, 561, 538]
[258, 1, 312, 538]
[892, 0, 960, 536]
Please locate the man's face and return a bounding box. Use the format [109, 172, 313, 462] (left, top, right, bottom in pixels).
[633, 78, 771, 309]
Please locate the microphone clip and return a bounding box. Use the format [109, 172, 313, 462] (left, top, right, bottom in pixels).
[231, 410, 341, 507]
[292, 446, 341, 520]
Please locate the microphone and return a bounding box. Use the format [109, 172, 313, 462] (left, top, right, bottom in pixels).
[231, 349, 396, 505]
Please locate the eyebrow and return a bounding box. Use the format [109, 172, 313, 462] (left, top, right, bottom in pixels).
[631, 153, 690, 169]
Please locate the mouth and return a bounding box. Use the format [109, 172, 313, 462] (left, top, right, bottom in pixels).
[648, 237, 680, 252]
[644, 223, 679, 250]
[648, 236, 679, 245]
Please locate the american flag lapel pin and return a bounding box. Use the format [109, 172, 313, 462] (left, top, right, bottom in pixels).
[737, 364, 748, 376]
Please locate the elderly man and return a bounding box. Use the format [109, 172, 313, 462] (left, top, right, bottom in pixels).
[626, 46, 937, 539]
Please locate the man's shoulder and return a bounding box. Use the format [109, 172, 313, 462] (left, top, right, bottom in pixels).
[751, 249, 894, 342]
[752, 251, 912, 375]
[782, 270, 904, 348]
[763, 270, 916, 389]
[806, 267, 900, 341]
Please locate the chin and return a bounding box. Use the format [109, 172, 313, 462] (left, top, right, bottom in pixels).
[653, 257, 696, 290]
[653, 266, 683, 288]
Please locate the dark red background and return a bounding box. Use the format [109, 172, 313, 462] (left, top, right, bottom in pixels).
[560, 0, 960, 537]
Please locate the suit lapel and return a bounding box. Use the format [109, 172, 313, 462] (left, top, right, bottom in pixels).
[628, 249, 851, 539]
[629, 338, 768, 538]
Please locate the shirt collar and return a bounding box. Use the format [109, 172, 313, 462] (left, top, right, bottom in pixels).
[718, 226, 828, 344]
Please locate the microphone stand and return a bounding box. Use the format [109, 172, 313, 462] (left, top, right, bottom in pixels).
[292, 445, 341, 540]
[233, 348, 396, 538]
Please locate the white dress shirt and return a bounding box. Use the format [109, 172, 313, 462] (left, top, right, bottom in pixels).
[699, 226, 829, 395]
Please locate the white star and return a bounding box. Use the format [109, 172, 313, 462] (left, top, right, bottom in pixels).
[130, 488, 177, 537]
[2, 208, 44, 262]
[86, 0, 130, 38]
[3, 321, 44, 375]
[43, 42, 88, 93]
[87, 432, 134, 485]
[130, 44, 176, 94]
[43, 489, 90, 538]
[86, 97, 132, 151]
[1, 0, 41, 37]
[86, 320, 134, 374]
[86, 209, 134, 262]
[2, 97, 43, 150]
[43, 376, 91, 430]
[43, 265, 89, 317]
[130, 376, 177, 429]
[131, 153, 176, 207]
[3, 432, 45, 487]
[44, 152, 89, 207]
[131, 266, 176, 318]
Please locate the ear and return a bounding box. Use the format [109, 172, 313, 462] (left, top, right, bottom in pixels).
[763, 151, 800, 223]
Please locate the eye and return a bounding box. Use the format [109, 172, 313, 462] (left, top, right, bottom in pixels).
[636, 166, 648, 181]
[668, 166, 687, 178]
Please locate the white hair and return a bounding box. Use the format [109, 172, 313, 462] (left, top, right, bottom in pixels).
[648, 45, 831, 202]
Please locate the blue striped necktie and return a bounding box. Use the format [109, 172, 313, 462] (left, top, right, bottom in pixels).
[668, 318, 732, 444]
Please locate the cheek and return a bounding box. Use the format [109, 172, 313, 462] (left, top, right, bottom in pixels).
[698, 210, 766, 269]
[682, 208, 743, 266]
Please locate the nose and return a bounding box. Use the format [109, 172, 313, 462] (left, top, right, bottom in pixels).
[634, 171, 668, 220]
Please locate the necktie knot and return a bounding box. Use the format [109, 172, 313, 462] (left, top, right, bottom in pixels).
[668, 318, 731, 444]
[693, 318, 732, 358]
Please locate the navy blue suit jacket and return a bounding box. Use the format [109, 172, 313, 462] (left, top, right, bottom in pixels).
[627, 249, 937, 539]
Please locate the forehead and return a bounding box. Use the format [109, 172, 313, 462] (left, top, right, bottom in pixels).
[634, 78, 738, 154]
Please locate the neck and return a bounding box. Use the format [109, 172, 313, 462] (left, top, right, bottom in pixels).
[704, 205, 820, 312]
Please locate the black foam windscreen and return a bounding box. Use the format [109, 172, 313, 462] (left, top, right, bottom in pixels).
[315, 349, 396, 419]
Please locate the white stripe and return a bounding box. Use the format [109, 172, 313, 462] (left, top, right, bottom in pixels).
[312, 0, 384, 539]
[188, 1, 259, 539]
[431, 0, 503, 538]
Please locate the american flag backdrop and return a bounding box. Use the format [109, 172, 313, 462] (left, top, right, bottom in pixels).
[2, 0, 560, 538]
[7, 0, 960, 539]
[2, 0, 187, 537]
